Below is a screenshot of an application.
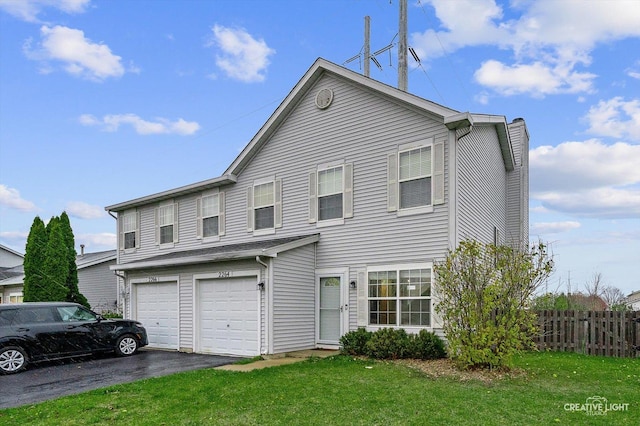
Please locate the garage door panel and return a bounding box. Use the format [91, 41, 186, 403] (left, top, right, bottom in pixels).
[198, 277, 258, 356]
[135, 282, 178, 350]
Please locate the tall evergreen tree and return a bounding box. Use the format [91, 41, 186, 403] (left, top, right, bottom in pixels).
[60, 212, 89, 308]
[40, 219, 69, 301]
[23, 216, 48, 302]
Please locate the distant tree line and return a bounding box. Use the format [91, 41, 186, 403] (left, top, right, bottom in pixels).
[23, 212, 89, 308]
[532, 272, 629, 311]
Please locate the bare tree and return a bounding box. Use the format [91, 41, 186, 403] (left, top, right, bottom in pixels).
[583, 272, 605, 310]
[601, 285, 628, 311]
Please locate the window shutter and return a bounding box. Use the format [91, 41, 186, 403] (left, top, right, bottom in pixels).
[356, 271, 367, 326]
[433, 141, 445, 205]
[196, 198, 202, 239]
[135, 210, 140, 249]
[344, 163, 354, 218]
[218, 192, 226, 236]
[173, 203, 179, 243]
[387, 153, 398, 212]
[154, 207, 159, 245]
[274, 179, 282, 228]
[118, 214, 124, 250]
[308, 171, 317, 223]
[246, 186, 254, 232]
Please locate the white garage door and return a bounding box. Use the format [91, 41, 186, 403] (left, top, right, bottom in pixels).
[135, 282, 179, 349]
[198, 277, 258, 356]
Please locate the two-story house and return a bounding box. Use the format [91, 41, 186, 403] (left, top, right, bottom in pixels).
[105, 58, 529, 357]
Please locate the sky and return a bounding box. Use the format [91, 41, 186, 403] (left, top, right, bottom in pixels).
[0, 0, 639, 296]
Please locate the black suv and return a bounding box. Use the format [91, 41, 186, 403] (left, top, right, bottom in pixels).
[0, 302, 148, 374]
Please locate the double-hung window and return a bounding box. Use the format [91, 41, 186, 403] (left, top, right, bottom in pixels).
[318, 166, 343, 221]
[399, 146, 431, 209]
[247, 178, 282, 234]
[309, 162, 353, 224]
[388, 138, 444, 214]
[156, 202, 178, 245]
[120, 210, 138, 250]
[367, 266, 432, 327]
[197, 192, 225, 239]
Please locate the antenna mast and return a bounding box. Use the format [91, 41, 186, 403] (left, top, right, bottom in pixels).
[398, 0, 408, 91]
[364, 16, 371, 78]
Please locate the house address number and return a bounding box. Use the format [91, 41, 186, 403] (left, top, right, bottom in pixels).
[147, 276, 158, 283]
[218, 271, 231, 278]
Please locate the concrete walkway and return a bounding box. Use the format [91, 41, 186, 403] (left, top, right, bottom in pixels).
[216, 349, 337, 372]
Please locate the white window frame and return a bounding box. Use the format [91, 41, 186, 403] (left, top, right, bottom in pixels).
[156, 202, 178, 247]
[388, 138, 444, 216]
[120, 209, 139, 251]
[247, 177, 282, 236]
[9, 292, 23, 304]
[309, 161, 353, 226]
[364, 263, 432, 330]
[197, 190, 225, 241]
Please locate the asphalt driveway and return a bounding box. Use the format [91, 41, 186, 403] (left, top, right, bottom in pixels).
[0, 349, 242, 409]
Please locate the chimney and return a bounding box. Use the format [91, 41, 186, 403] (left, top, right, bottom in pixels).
[80, 244, 85, 257]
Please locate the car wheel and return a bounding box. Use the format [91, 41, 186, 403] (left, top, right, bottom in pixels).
[115, 335, 139, 356]
[0, 346, 28, 374]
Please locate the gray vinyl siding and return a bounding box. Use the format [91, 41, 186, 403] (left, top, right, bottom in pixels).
[77, 260, 117, 313]
[0, 248, 22, 268]
[271, 244, 316, 353]
[506, 120, 529, 246]
[117, 73, 450, 271]
[226, 73, 450, 269]
[456, 125, 507, 243]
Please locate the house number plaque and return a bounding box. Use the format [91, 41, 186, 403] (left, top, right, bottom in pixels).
[218, 271, 231, 278]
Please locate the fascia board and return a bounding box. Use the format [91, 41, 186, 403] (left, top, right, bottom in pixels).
[105, 175, 236, 212]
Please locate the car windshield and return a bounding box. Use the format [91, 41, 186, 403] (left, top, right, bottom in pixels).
[57, 306, 97, 322]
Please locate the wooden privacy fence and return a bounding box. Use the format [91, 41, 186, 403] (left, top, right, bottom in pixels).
[534, 310, 640, 358]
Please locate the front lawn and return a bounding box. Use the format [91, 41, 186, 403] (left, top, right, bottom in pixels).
[1, 352, 637, 425]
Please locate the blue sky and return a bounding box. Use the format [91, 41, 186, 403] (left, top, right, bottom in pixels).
[1, 0, 638, 296]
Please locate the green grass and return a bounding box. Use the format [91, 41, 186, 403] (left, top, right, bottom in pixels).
[1, 352, 637, 425]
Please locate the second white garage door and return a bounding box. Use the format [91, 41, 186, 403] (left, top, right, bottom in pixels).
[198, 277, 259, 356]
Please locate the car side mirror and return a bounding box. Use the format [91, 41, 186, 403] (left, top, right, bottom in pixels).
[96, 314, 105, 322]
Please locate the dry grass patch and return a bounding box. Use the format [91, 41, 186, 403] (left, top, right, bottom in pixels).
[397, 357, 528, 383]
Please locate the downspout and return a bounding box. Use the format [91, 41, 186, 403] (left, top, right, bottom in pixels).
[108, 210, 126, 316]
[256, 256, 269, 355]
[114, 270, 128, 317]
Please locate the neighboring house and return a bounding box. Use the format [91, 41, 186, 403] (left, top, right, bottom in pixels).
[105, 58, 529, 357]
[626, 290, 640, 311]
[0, 247, 118, 313]
[0, 244, 25, 304]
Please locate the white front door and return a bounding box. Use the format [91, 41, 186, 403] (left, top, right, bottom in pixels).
[317, 269, 349, 346]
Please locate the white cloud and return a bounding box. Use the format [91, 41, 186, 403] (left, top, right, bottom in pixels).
[24, 25, 124, 81]
[0, 184, 36, 211]
[530, 221, 581, 235]
[0, 0, 89, 22]
[584, 97, 640, 142]
[79, 113, 200, 135]
[411, 0, 640, 98]
[76, 232, 116, 249]
[209, 24, 275, 83]
[474, 59, 595, 97]
[65, 201, 105, 219]
[530, 140, 640, 192]
[530, 140, 640, 218]
[0, 231, 29, 241]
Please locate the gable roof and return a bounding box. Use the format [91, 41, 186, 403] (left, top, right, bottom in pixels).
[111, 234, 319, 271]
[106, 57, 516, 212]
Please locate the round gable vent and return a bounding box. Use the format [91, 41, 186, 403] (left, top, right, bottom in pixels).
[315, 88, 333, 109]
